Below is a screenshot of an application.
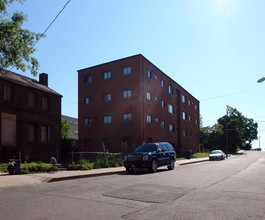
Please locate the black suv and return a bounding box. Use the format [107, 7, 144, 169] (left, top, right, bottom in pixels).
[124, 142, 176, 173]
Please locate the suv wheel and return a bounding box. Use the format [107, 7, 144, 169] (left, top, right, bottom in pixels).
[168, 158, 175, 170]
[150, 160, 158, 173]
[125, 167, 133, 173]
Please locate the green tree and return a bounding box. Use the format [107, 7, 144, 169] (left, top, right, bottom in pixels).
[217, 106, 258, 153]
[0, 0, 42, 76]
[61, 118, 70, 139]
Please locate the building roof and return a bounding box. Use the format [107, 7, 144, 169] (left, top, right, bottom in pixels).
[0, 70, 62, 97]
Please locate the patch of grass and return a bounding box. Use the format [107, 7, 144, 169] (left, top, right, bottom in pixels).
[176, 157, 186, 161]
[193, 152, 209, 158]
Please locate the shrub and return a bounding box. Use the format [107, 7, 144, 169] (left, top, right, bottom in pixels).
[93, 152, 123, 169]
[67, 159, 93, 170]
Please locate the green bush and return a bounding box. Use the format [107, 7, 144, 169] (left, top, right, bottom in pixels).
[93, 152, 123, 169]
[67, 159, 93, 170]
[0, 163, 11, 172]
[21, 162, 58, 174]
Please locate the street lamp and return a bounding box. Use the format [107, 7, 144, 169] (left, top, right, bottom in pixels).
[257, 77, 265, 83]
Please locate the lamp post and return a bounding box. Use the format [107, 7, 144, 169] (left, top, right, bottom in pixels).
[257, 77, 265, 83]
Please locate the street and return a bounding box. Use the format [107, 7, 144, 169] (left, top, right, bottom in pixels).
[0, 151, 265, 220]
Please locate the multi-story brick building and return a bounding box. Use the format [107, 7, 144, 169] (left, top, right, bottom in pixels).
[78, 54, 199, 154]
[0, 70, 62, 162]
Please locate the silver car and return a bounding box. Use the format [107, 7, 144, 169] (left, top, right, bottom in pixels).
[209, 150, 225, 161]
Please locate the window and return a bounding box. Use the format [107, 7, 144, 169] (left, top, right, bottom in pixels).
[75, 122, 78, 126]
[84, 118, 92, 126]
[161, 99, 165, 107]
[103, 71, 111, 79]
[155, 96, 158, 101]
[189, 115, 191, 121]
[183, 129, 187, 137]
[168, 104, 174, 114]
[182, 95, 186, 104]
[84, 75, 92, 84]
[189, 131, 192, 137]
[147, 115, 152, 124]
[155, 117, 159, 123]
[169, 123, 174, 133]
[195, 119, 198, 125]
[122, 66, 131, 75]
[168, 85, 174, 95]
[195, 104, 198, 110]
[182, 112, 186, 120]
[103, 93, 111, 102]
[69, 121, 73, 125]
[188, 99, 191, 105]
[42, 96, 49, 111]
[85, 139, 92, 147]
[104, 115, 112, 124]
[3, 85, 12, 102]
[28, 92, 36, 108]
[123, 113, 132, 122]
[161, 120, 165, 128]
[103, 138, 112, 147]
[84, 96, 92, 104]
[123, 89, 131, 98]
[69, 130, 73, 135]
[41, 125, 50, 144]
[146, 92, 151, 101]
[147, 69, 151, 79]
[123, 137, 132, 145]
[75, 131, 78, 135]
[154, 74, 158, 79]
[28, 123, 36, 143]
[161, 79, 164, 87]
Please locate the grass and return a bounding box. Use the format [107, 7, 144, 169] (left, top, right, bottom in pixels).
[193, 152, 210, 158]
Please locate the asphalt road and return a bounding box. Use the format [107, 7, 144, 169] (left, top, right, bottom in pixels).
[0, 151, 264, 220]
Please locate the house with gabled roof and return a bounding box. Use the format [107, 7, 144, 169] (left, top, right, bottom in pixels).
[0, 70, 62, 162]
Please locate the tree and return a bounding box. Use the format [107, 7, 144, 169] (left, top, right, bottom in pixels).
[217, 106, 258, 153]
[0, 0, 42, 76]
[61, 118, 71, 139]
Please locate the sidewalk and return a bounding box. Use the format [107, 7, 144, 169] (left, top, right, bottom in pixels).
[0, 157, 209, 189]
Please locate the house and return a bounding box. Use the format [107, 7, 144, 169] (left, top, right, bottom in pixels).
[78, 54, 200, 154]
[62, 115, 78, 139]
[0, 70, 62, 162]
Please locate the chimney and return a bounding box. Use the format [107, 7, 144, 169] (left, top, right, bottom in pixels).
[39, 73, 48, 86]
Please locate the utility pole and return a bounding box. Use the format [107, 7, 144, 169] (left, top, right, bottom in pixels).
[226, 107, 228, 158]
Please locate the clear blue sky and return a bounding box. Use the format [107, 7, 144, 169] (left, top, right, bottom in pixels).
[9, 0, 265, 149]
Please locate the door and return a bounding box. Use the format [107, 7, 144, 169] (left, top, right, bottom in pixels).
[1, 113, 16, 146]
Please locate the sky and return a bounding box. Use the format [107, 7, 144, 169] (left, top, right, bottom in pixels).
[7, 0, 265, 149]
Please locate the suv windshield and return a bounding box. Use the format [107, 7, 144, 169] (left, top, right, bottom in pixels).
[135, 144, 158, 152]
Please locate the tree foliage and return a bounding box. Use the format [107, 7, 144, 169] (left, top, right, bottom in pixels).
[201, 106, 258, 153]
[61, 118, 71, 139]
[0, 0, 42, 76]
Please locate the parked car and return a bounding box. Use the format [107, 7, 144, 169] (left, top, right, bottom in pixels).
[124, 142, 176, 173]
[209, 150, 226, 161]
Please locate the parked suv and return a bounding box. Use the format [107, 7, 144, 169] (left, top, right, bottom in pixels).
[124, 142, 176, 173]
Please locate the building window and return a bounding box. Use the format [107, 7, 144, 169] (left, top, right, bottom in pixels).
[146, 92, 151, 101]
[85, 139, 92, 147]
[3, 85, 12, 102]
[103, 93, 111, 102]
[75, 131, 78, 135]
[123, 113, 132, 122]
[155, 96, 158, 101]
[84, 118, 92, 126]
[195, 119, 198, 125]
[69, 121, 73, 125]
[84, 96, 92, 105]
[182, 112, 186, 120]
[69, 130, 73, 135]
[123, 89, 131, 98]
[122, 66, 131, 75]
[147, 69, 151, 79]
[84, 75, 92, 84]
[182, 95, 186, 104]
[168, 104, 174, 114]
[189, 131, 192, 137]
[75, 122, 78, 126]
[104, 115, 112, 124]
[189, 115, 191, 121]
[147, 115, 152, 124]
[169, 123, 174, 133]
[161, 79, 164, 87]
[103, 71, 111, 79]
[155, 117, 159, 123]
[168, 85, 174, 95]
[161, 99, 165, 107]
[161, 120, 165, 128]
[28, 123, 36, 143]
[195, 104, 198, 110]
[123, 137, 132, 145]
[188, 99, 191, 105]
[28, 92, 36, 108]
[42, 96, 49, 111]
[41, 125, 50, 144]
[183, 129, 187, 137]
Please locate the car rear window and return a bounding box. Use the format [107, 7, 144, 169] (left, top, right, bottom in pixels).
[135, 144, 158, 152]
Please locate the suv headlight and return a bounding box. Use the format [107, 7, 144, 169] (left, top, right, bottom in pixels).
[142, 155, 149, 161]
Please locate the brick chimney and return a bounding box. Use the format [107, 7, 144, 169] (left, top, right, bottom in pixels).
[39, 73, 48, 86]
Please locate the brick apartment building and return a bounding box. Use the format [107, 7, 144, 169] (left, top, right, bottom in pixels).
[0, 70, 62, 162]
[62, 115, 78, 139]
[78, 54, 200, 154]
